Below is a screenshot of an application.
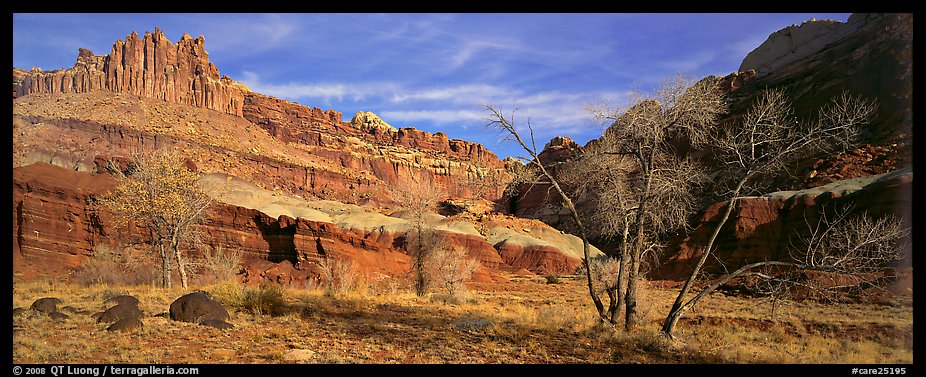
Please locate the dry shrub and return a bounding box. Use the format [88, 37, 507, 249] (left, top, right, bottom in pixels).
[72, 244, 159, 286]
[632, 278, 661, 323]
[243, 283, 288, 316]
[589, 256, 622, 292]
[535, 304, 587, 332]
[318, 256, 364, 295]
[424, 244, 480, 296]
[191, 246, 242, 285]
[430, 291, 479, 306]
[205, 280, 245, 309]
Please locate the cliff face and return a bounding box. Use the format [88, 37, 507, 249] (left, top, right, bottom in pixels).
[13, 28, 247, 116]
[12, 163, 598, 285]
[657, 168, 913, 280]
[735, 13, 912, 174]
[242, 91, 504, 170]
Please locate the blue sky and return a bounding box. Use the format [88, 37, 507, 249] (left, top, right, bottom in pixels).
[13, 13, 852, 160]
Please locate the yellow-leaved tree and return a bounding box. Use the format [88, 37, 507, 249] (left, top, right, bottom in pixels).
[99, 150, 212, 289]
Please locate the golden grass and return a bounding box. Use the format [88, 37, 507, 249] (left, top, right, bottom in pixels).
[12, 276, 913, 364]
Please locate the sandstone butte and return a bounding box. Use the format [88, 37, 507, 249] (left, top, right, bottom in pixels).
[11, 27, 598, 285]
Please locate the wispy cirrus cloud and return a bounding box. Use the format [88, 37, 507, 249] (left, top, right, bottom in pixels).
[379, 110, 485, 125]
[181, 14, 304, 56]
[239, 71, 619, 144]
[448, 39, 515, 70]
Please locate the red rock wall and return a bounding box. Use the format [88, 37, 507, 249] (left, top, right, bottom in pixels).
[12, 163, 579, 285]
[13, 28, 245, 117]
[656, 170, 913, 281]
[242, 92, 505, 170]
[239, 92, 507, 201]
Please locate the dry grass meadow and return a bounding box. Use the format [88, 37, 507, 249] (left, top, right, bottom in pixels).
[12, 274, 912, 365]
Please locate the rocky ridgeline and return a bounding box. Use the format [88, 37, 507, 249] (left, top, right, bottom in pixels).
[12, 27, 507, 207]
[13, 28, 247, 116]
[242, 91, 504, 169]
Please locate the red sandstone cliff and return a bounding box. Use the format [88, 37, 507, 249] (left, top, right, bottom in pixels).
[12, 163, 593, 285]
[13, 28, 246, 116]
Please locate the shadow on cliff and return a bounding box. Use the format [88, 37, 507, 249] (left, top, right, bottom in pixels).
[252, 215, 298, 264]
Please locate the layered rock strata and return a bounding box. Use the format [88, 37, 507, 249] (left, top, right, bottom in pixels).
[12, 163, 602, 285]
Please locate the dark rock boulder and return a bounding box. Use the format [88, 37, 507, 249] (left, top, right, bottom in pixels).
[30, 298, 63, 313]
[107, 317, 144, 332]
[169, 292, 229, 323]
[49, 312, 70, 321]
[95, 304, 144, 324]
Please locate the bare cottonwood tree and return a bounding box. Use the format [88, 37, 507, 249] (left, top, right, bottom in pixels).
[786, 205, 910, 299]
[558, 145, 635, 324]
[660, 89, 878, 338]
[393, 170, 447, 296]
[99, 149, 212, 289]
[485, 106, 607, 321]
[582, 74, 727, 330]
[425, 242, 480, 296]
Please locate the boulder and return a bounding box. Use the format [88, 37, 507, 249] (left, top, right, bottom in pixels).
[49, 312, 70, 321]
[169, 292, 229, 323]
[282, 349, 317, 363]
[95, 304, 144, 324]
[30, 298, 63, 313]
[107, 317, 144, 332]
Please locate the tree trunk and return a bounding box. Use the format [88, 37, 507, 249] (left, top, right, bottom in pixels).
[159, 242, 172, 289]
[624, 240, 643, 331]
[414, 221, 427, 297]
[661, 178, 747, 338]
[625, 171, 651, 331]
[610, 220, 631, 324]
[172, 236, 189, 289]
[537, 162, 605, 320]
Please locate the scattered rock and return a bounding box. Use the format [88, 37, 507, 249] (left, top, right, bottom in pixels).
[282, 349, 317, 363]
[30, 298, 63, 313]
[107, 317, 144, 332]
[96, 304, 144, 324]
[212, 348, 236, 359]
[13, 307, 27, 317]
[49, 312, 70, 321]
[169, 292, 229, 323]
